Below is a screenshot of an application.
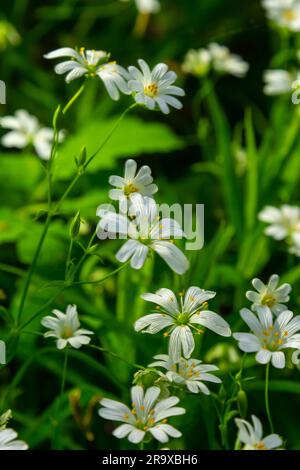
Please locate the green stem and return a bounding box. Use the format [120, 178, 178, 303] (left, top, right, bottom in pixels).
[88, 343, 144, 370]
[65, 239, 74, 280]
[265, 362, 274, 433]
[71, 261, 129, 285]
[139, 441, 144, 450]
[51, 347, 69, 449]
[16, 215, 52, 324]
[62, 84, 85, 115]
[20, 285, 66, 330]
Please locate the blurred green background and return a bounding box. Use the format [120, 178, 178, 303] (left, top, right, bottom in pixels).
[0, 0, 300, 450]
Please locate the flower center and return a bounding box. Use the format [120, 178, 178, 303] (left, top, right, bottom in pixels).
[261, 293, 275, 307]
[176, 313, 190, 325]
[283, 9, 297, 21]
[61, 326, 74, 339]
[255, 441, 267, 450]
[144, 83, 158, 98]
[261, 326, 285, 351]
[124, 182, 138, 196]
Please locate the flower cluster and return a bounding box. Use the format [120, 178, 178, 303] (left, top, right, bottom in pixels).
[234, 274, 300, 369]
[183, 43, 249, 78]
[259, 204, 300, 256]
[44, 48, 184, 114]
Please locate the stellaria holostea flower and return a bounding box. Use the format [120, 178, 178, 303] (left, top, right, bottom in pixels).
[0, 109, 64, 160]
[44, 47, 130, 100]
[0, 428, 28, 450]
[148, 354, 221, 394]
[98, 385, 185, 444]
[96, 193, 189, 274]
[246, 274, 292, 316]
[127, 59, 185, 114]
[235, 415, 282, 450]
[135, 287, 231, 362]
[233, 307, 300, 368]
[259, 204, 300, 256]
[41, 304, 93, 350]
[108, 159, 158, 209]
[262, 0, 300, 32]
[208, 43, 249, 78]
[263, 69, 295, 95]
[182, 49, 211, 77]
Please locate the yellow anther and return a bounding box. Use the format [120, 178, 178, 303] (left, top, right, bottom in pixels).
[144, 82, 158, 98]
[140, 405, 145, 411]
[277, 339, 283, 346]
[123, 413, 129, 420]
[263, 330, 269, 336]
[283, 330, 289, 337]
[163, 332, 169, 337]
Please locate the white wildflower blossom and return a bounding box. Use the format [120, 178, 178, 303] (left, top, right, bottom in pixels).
[108, 159, 158, 209]
[262, 0, 300, 31]
[121, 0, 160, 14]
[233, 307, 300, 368]
[0, 428, 28, 450]
[127, 59, 185, 114]
[149, 354, 221, 395]
[263, 69, 295, 95]
[235, 415, 282, 450]
[259, 204, 300, 256]
[182, 48, 211, 77]
[246, 274, 292, 316]
[96, 193, 189, 274]
[0, 109, 63, 160]
[135, 287, 231, 362]
[208, 42, 249, 78]
[98, 385, 185, 444]
[44, 47, 130, 100]
[41, 304, 93, 350]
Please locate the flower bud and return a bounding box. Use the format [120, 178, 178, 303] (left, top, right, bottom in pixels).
[237, 389, 248, 418]
[69, 211, 81, 239]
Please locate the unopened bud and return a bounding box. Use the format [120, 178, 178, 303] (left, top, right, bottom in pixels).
[69, 211, 81, 239]
[237, 389, 248, 418]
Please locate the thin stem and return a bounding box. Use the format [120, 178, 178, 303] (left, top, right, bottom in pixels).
[139, 441, 144, 450]
[265, 362, 274, 433]
[71, 261, 129, 286]
[65, 239, 74, 280]
[51, 348, 69, 449]
[16, 215, 52, 324]
[88, 343, 144, 370]
[20, 285, 66, 330]
[62, 84, 85, 115]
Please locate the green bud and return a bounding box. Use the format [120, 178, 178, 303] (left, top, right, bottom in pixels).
[237, 389, 248, 418]
[133, 368, 161, 388]
[75, 146, 87, 168]
[0, 409, 12, 430]
[69, 211, 81, 239]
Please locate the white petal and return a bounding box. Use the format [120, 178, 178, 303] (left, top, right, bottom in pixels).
[190, 310, 231, 337]
[151, 240, 189, 274]
[255, 349, 272, 364]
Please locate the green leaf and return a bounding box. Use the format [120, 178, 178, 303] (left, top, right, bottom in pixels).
[54, 115, 184, 178]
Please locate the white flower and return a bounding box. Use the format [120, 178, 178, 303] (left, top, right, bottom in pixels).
[263, 0, 300, 31]
[259, 205, 300, 256]
[182, 49, 211, 77]
[121, 0, 160, 14]
[44, 47, 130, 100]
[108, 159, 158, 208]
[135, 287, 231, 362]
[0, 109, 63, 160]
[148, 354, 221, 395]
[41, 304, 93, 350]
[208, 43, 249, 78]
[246, 274, 292, 316]
[98, 385, 185, 444]
[233, 307, 300, 368]
[0, 428, 28, 450]
[263, 69, 294, 95]
[235, 415, 282, 450]
[127, 59, 185, 114]
[96, 193, 189, 275]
